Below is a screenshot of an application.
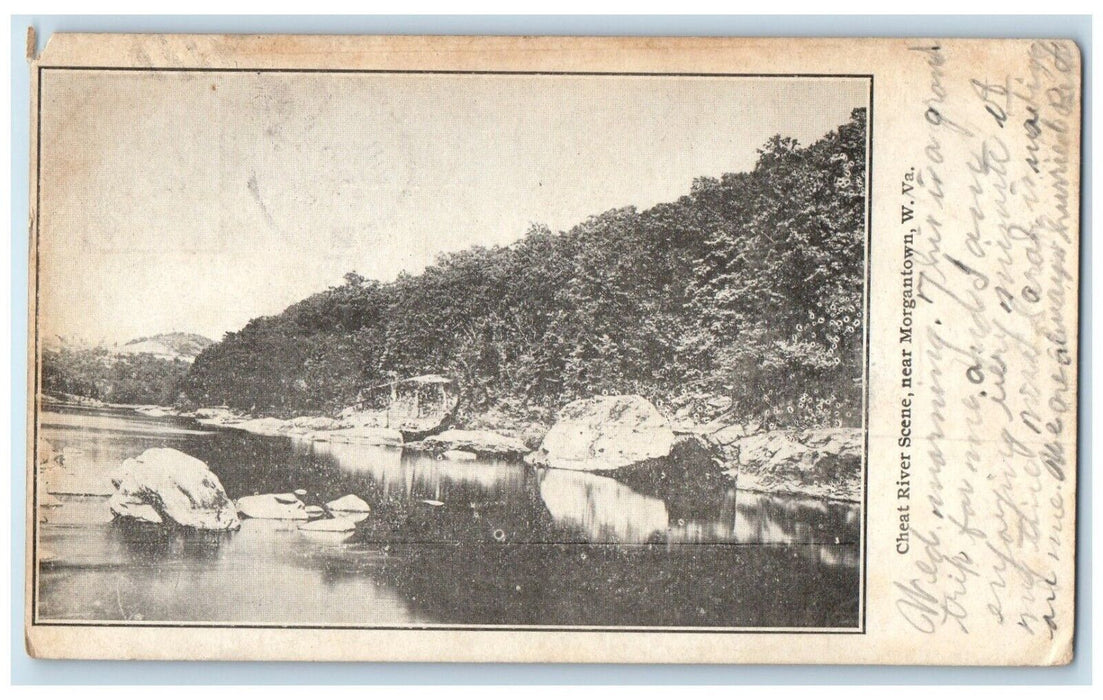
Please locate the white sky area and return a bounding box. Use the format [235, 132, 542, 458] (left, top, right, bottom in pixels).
[39, 71, 867, 344]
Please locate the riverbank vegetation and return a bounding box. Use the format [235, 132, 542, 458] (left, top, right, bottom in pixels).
[181, 108, 866, 431]
[42, 347, 191, 406]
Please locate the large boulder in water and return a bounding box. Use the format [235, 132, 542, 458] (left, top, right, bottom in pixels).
[726, 427, 863, 502]
[109, 448, 240, 530]
[526, 395, 680, 472]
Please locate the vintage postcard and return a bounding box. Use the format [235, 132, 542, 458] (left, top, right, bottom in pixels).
[25, 34, 1080, 664]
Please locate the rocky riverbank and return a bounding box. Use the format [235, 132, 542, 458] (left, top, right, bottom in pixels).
[42, 392, 106, 408]
[125, 395, 862, 502]
[717, 428, 862, 502]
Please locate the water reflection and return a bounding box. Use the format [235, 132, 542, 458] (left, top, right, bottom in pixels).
[40, 404, 213, 437]
[37, 405, 861, 627]
[536, 467, 858, 551]
[303, 439, 525, 502]
[38, 518, 422, 624]
[666, 491, 859, 545]
[538, 469, 669, 543]
[112, 520, 231, 563]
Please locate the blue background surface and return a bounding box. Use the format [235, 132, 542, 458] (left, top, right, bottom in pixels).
[9, 14, 1092, 685]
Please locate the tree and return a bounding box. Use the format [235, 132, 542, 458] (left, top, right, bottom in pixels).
[181, 108, 867, 429]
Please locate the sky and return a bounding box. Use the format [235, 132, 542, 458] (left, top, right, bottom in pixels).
[38, 71, 867, 345]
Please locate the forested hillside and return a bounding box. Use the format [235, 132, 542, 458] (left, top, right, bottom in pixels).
[42, 346, 192, 406]
[41, 332, 213, 406]
[182, 108, 866, 430]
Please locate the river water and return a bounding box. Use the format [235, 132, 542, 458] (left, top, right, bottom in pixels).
[35, 403, 861, 628]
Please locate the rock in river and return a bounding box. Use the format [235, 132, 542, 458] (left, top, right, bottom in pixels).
[726, 427, 863, 502]
[109, 448, 240, 530]
[526, 395, 679, 472]
[406, 429, 529, 460]
[236, 493, 310, 520]
[107, 493, 164, 524]
[326, 494, 372, 513]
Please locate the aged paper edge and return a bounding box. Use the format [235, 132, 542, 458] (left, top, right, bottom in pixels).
[25, 32, 1082, 664]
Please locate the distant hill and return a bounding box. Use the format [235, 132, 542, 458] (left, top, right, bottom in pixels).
[119, 333, 214, 362]
[42, 333, 103, 352]
[40, 332, 215, 406]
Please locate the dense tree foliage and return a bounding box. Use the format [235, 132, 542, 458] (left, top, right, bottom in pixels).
[182, 109, 866, 429]
[42, 347, 191, 405]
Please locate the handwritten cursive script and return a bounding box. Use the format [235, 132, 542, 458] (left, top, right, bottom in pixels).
[894, 41, 1078, 649]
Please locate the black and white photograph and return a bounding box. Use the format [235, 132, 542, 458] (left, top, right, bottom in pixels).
[32, 66, 870, 632]
[32, 66, 869, 634]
